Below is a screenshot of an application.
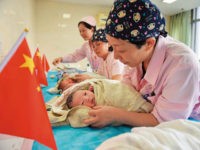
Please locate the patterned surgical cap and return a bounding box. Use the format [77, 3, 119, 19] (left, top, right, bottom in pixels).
[92, 28, 108, 43]
[105, 0, 167, 43]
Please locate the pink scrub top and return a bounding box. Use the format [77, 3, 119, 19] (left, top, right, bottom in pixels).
[97, 52, 124, 79]
[62, 41, 101, 72]
[122, 36, 200, 122]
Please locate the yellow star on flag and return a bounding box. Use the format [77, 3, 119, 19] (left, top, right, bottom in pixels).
[20, 54, 35, 74]
[37, 86, 41, 92]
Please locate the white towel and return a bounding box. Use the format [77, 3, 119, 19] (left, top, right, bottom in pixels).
[96, 119, 200, 150]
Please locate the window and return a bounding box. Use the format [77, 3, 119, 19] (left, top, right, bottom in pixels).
[192, 7, 200, 60]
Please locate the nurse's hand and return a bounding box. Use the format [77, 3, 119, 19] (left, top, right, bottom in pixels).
[83, 106, 119, 128]
[74, 74, 92, 82]
[52, 57, 63, 65]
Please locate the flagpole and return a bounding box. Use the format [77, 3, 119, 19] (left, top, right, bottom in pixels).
[0, 28, 29, 72]
[42, 54, 46, 73]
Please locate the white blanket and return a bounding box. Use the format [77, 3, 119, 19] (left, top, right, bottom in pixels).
[96, 119, 200, 150]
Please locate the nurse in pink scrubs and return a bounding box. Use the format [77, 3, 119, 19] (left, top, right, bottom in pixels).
[53, 16, 101, 72]
[74, 29, 124, 81]
[84, 0, 200, 128]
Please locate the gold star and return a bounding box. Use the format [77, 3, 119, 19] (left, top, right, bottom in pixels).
[36, 51, 41, 58]
[37, 86, 41, 92]
[20, 54, 35, 74]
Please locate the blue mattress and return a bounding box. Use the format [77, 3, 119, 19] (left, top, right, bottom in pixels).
[32, 71, 132, 150]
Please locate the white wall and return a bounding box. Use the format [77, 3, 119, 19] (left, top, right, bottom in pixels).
[0, 0, 36, 62]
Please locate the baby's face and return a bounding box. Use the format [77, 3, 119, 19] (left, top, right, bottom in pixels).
[71, 90, 96, 108]
[60, 78, 75, 90]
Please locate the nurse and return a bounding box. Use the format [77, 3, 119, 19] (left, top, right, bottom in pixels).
[53, 16, 101, 72]
[84, 0, 200, 127]
[74, 29, 124, 81]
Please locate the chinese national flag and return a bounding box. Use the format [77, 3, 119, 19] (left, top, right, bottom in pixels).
[42, 54, 50, 72]
[0, 34, 57, 150]
[33, 48, 48, 86]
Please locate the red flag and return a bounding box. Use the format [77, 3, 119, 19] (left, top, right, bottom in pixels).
[0, 32, 57, 150]
[33, 48, 48, 86]
[42, 54, 50, 72]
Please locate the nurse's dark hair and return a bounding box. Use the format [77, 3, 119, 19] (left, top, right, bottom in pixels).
[132, 40, 146, 49]
[133, 36, 159, 49]
[78, 22, 96, 31]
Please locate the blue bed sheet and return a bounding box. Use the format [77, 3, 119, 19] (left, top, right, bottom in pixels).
[32, 71, 132, 150]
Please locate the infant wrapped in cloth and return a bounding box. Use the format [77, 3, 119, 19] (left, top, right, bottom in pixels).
[46, 79, 153, 127]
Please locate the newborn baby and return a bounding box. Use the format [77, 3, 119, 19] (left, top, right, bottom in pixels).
[58, 76, 77, 92]
[66, 85, 96, 108]
[48, 79, 154, 127]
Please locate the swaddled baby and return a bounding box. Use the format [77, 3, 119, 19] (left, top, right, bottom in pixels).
[66, 83, 152, 113]
[47, 79, 153, 127]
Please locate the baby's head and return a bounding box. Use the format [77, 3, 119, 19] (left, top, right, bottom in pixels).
[58, 77, 76, 92]
[66, 89, 96, 109]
